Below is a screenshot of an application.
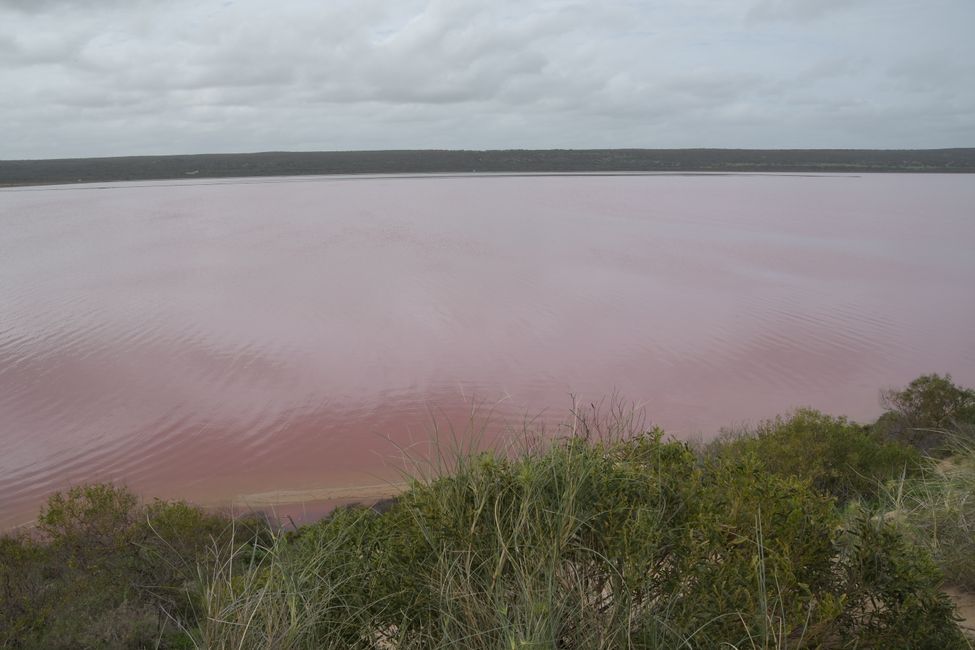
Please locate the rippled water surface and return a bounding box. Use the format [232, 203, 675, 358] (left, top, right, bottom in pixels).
[2, 173, 974, 527]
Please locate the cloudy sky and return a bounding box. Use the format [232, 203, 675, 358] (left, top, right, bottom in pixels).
[1, 0, 973, 159]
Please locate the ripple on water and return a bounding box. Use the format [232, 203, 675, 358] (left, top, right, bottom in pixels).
[1, 173, 974, 528]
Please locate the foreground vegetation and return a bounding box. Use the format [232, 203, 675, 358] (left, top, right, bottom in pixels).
[2, 148, 975, 187]
[2, 375, 974, 648]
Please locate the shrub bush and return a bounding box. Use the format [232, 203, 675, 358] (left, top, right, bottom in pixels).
[832, 511, 963, 648]
[877, 374, 975, 454]
[199, 432, 966, 648]
[0, 534, 51, 647]
[3, 406, 970, 648]
[0, 484, 268, 649]
[708, 408, 921, 503]
[881, 438, 975, 592]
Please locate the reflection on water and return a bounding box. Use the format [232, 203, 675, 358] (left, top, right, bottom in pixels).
[1, 173, 974, 527]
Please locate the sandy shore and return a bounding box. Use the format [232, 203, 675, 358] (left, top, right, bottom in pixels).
[228, 482, 408, 526]
[234, 482, 407, 507]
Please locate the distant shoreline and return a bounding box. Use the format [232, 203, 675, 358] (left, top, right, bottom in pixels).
[1, 148, 973, 187]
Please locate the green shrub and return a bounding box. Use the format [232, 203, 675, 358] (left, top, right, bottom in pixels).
[709, 409, 921, 503]
[377, 431, 703, 647]
[135, 499, 250, 625]
[1, 484, 265, 649]
[881, 438, 975, 592]
[656, 455, 839, 646]
[200, 432, 966, 648]
[0, 525, 167, 649]
[832, 511, 963, 648]
[878, 374, 975, 454]
[38, 483, 141, 562]
[0, 534, 50, 647]
[5, 401, 971, 648]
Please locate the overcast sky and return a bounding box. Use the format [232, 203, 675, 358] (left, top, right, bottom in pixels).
[1, 0, 973, 159]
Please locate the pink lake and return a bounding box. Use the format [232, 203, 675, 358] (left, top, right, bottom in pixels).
[1, 173, 974, 528]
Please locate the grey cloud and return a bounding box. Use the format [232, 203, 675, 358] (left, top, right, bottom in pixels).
[886, 54, 975, 97]
[0, 0, 972, 158]
[747, 0, 876, 22]
[0, 28, 90, 65]
[0, 0, 132, 12]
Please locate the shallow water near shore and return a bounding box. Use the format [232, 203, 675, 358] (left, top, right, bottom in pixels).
[1, 173, 974, 528]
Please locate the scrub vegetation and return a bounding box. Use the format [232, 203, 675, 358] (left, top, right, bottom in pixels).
[2, 148, 975, 187]
[2, 374, 974, 649]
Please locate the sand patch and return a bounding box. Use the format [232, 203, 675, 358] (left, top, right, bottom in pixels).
[946, 586, 975, 639]
[236, 483, 407, 506]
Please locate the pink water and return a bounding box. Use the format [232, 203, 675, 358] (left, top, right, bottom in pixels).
[1, 173, 973, 528]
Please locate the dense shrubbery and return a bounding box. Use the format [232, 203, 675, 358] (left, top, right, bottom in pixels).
[871, 376, 975, 593]
[875, 374, 975, 454]
[192, 430, 963, 649]
[2, 375, 974, 648]
[707, 409, 921, 503]
[0, 485, 270, 649]
[881, 439, 975, 592]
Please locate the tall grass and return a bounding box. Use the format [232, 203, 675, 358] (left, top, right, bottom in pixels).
[191, 407, 966, 648]
[881, 435, 975, 591]
[3, 395, 972, 648]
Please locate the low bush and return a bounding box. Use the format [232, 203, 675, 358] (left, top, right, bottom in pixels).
[0, 484, 271, 649]
[199, 431, 965, 648]
[876, 374, 975, 454]
[707, 408, 921, 503]
[881, 438, 975, 592]
[0, 534, 50, 647]
[3, 388, 972, 648]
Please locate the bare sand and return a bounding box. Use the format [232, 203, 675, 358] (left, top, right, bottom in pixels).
[945, 587, 975, 639]
[236, 482, 407, 506]
[230, 482, 408, 526]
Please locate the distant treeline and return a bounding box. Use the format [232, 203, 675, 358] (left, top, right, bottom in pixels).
[2, 148, 974, 186]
